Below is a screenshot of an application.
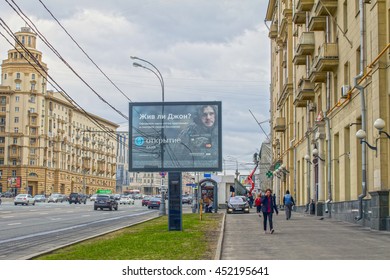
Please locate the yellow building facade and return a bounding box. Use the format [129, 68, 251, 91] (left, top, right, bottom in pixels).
[266, 0, 390, 230]
[0, 27, 118, 196]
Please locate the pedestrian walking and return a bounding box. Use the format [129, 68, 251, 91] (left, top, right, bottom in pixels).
[261, 188, 278, 234]
[248, 193, 254, 208]
[283, 190, 295, 220]
[254, 193, 262, 217]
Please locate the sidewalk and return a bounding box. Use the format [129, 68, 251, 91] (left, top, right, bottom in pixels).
[220, 210, 390, 260]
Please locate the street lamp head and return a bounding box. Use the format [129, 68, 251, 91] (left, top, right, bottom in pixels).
[374, 118, 386, 131]
[312, 148, 319, 157]
[304, 154, 311, 161]
[133, 62, 143, 68]
[356, 129, 366, 139]
[130, 56, 139, 60]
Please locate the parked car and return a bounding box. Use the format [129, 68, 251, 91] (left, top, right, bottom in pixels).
[3, 192, 14, 198]
[48, 193, 64, 203]
[119, 195, 135, 205]
[94, 194, 118, 211]
[147, 197, 161, 209]
[69, 193, 87, 204]
[226, 196, 250, 214]
[34, 194, 46, 202]
[90, 194, 98, 201]
[142, 196, 151, 206]
[182, 195, 193, 204]
[14, 194, 35, 206]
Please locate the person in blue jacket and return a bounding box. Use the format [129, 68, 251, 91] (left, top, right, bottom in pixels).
[261, 188, 279, 234]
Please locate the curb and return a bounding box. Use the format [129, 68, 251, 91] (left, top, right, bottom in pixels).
[214, 212, 226, 260]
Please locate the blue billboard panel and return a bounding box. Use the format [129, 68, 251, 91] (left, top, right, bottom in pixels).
[129, 101, 222, 172]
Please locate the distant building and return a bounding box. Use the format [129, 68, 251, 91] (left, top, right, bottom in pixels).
[0, 27, 118, 195]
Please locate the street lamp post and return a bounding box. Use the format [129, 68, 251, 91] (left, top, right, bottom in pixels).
[131, 56, 166, 216]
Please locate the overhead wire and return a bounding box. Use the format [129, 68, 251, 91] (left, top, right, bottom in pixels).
[5, 0, 129, 121]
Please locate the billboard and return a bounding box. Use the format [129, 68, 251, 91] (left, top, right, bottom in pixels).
[129, 101, 222, 172]
[8, 176, 21, 188]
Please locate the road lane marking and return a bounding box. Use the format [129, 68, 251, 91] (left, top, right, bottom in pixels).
[50, 218, 62, 221]
[39, 212, 49, 215]
[82, 215, 90, 217]
[0, 211, 153, 245]
[1, 216, 14, 219]
[7, 223, 21, 226]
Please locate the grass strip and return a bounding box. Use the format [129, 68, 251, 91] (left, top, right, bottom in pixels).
[35, 213, 222, 260]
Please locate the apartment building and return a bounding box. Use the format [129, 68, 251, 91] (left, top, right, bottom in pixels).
[266, 0, 390, 230]
[0, 27, 118, 196]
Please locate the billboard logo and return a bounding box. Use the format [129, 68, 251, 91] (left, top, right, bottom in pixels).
[134, 137, 145, 146]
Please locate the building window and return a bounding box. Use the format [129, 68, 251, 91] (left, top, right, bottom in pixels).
[14, 117, 19, 123]
[15, 107, 19, 112]
[16, 83, 21, 90]
[4, 74, 7, 80]
[15, 96, 20, 102]
[14, 127, 19, 133]
[0, 148, 3, 154]
[12, 170, 16, 177]
[16, 73, 20, 79]
[0, 170, 2, 178]
[12, 159, 17, 165]
[0, 159, 3, 165]
[32, 74, 35, 80]
[30, 160, 36, 165]
[0, 137, 4, 143]
[0, 96, 6, 105]
[13, 138, 17, 144]
[1, 107, 5, 112]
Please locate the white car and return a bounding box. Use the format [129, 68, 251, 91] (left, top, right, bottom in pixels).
[14, 194, 35, 206]
[119, 195, 135, 205]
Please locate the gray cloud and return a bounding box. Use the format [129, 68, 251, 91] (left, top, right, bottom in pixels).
[0, 0, 270, 174]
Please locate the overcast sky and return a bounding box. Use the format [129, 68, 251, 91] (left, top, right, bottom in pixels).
[0, 0, 270, 174]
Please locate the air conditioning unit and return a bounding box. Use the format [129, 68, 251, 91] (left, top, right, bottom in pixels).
[341, 85, 351, 98]
[308, 102, 316, 112]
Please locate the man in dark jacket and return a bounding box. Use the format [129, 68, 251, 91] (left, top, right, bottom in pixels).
[261, 188, 279, 234]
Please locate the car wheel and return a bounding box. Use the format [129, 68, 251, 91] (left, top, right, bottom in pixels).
[109, 206, 113, 211]
[14, 203, 17, 205]
[32, 202, 35, 206]
[94, 206, 97, 210]
[115, 206, 118, 211]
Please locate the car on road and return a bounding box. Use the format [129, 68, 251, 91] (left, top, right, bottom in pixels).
[182, 195, 193, 204]
[14, 194, 35, 206]
[48, 193, 65, 203]
[69, 193, 87, 204]
[2, 192, 14, 198]
[34, 194, 46, 202]
[147, 197, 161, 209]
[142, 196, 151, 206]
[226, 196, 250, 214]
[119, 195, 134, 205]
[94, 194, 118, 211]
[90, 194, 98, 201]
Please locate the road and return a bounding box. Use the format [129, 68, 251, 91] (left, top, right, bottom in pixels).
[0, 199, 159, 260]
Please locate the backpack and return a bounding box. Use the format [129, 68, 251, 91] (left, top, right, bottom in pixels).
[284, 194, 292, 205]
[255, 197, 261, 206]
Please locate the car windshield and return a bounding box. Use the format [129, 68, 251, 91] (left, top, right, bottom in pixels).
[229, 197, 245, 203]
[17, 194, 27, 198]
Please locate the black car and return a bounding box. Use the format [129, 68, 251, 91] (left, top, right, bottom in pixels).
[226, 196, 250, 214]
[94, 195, 118, 211]
[68, 193, 87, 204]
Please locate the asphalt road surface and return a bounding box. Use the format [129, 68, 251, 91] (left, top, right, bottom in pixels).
[0, 199, 159, 260]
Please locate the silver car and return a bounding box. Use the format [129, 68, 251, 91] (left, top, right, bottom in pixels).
[14, 194, 35, 206]
[48, 193, 64, 203]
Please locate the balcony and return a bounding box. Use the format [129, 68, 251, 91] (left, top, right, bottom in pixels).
[314, 0, 338, 16]
[273, 117, 286, 132]
[293, 32, 315, 66]
[296, 78, 315, 102]
[293, 10, 306, 24]
[309, 65, 327, 83]
[308, 16, 326, 31]
[296, 0, 315, 11]
[269, 23, 277, 39]
[277, 82, 293, 109]
[313, 43, 339, 72]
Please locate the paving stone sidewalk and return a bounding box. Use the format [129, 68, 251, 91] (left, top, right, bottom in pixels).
[221, 211, 390, 260]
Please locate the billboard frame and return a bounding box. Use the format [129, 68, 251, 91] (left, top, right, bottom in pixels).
[129, 101, 222, 172]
